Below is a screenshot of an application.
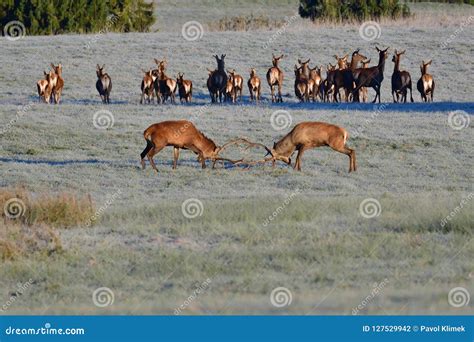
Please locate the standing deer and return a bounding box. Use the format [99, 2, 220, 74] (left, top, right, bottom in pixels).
[258, 122, 356, 172]
[176, 73, 192, 103]
[96, 64, 112, 104]
[294, 65, 309, 102]
[228, 69, 243, 102]
[140, 69, 156, 104]
[210, 54, 228, 103]
[342, 50, 367, 102]
[417, 60, 435, 102]
[358, 59, 371, 103]
[326, 54, 348, 102]
[37, 71, 53, 103]
[154, 59, 177, 104]
[308, 65, 323, 102]
[266, 54, 284, 103]
[206, 68, 215, 100]
[140, 120, 239, 172]
[391, 50, 414, 103]
[247, 68, 261, 103]
[225, 73, 235, 103]
[297, 58, 310, 78]
[50, 63, 64, 104]
[352, 47, 389, 103]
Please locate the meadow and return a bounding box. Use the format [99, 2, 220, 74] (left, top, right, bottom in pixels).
[0, 1, 473, 314]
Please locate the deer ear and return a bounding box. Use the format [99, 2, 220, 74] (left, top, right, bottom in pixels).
[51, 63, 55, 69]
[426, 60, 432, 65]
[333, 55, 338, 60]
[298, 59, 302, 64]
[400, 50, 405, 55]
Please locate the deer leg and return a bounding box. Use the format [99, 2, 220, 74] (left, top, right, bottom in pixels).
[173, 147, 180, 169]
[277, 83, 283, 102]
[294, 147, 307, 171]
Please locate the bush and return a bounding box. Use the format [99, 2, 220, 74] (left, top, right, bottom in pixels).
[0, 0, 155, 36]
[298, 0, 411, 22]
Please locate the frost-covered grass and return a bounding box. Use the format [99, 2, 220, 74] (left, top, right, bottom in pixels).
[0, 2, 473, 314]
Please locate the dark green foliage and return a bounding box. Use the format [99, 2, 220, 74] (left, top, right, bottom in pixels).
[0, 0, 155, 35]
[298, 0, 411, 22]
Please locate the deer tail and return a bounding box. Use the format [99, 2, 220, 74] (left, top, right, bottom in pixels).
[141, 128, 155, 160]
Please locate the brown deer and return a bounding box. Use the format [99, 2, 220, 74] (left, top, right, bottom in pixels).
[154, 59, 177, 104]
[263, 122, 356, 172]
[96, 64, 112, 104]
[391, 50, 414, 103]
[297, 58, 310, 78]
[50, 63, 64, 104]
[176, 73, 192, 103]
[359, 59, 370, 102]
[352, 47, 389, 103]
[323, 63, 337, 102]
[140, 69, 156, 104]
[228, 69, 243, 102]
[308, 65, 323, 102]
[342, 50, 367, 102]
[294, 65, 309, 102]
[140, 120, 240, 171]
[247, 68, 261, 103]
[266, 54, 284, 103]
[225, 73, 235, 103]
[417, 60, 435, 102]
[37, 71, 53, 103]
[206, 68, 215, 100]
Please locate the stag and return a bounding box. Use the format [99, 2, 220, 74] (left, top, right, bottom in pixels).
[96, 64, 112, 104]
[417, 60, 435, 102]
[176, 73, 193, 103]
[209, 54, 228, 103]
[140, 120, 241, 171]
[50, 63, 64, 104]
[248, 68, 261, 103]
[266, 54, 284, 103]
[391, 50, 414, 103]
[352, 47, 389, 103]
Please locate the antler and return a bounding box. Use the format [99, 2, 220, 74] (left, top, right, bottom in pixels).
[213, 138, 275, 169]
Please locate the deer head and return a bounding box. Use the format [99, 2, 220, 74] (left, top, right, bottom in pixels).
[272, 54, 283, 67]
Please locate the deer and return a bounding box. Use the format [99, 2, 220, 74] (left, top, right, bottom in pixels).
[391, 50, 414, 103]
[96, 64, 112, 104]
[37, 71, 53, 103]
[176, 73, 192, 103]
[324, 63, 338, 102]
[247, 68, 261, 103]
[358, 59, 371, 102]
[308, 65, 323, 102]
[417, 60, 435, 102]
[210, 54, 228, 103]
[246, 122, 356, 172]
[352, 46, 389, 103]
[266, 54, 284, 103]
[228, 69, 243, 102]
[140, 120, 241, 172]
[294, 65, 309, 102]
[297, 58, 311, 78]
[140, 69, 156, 104]
[225, 73, 235, 103]
[206, 68, 215, 100]
[154, 59, 177, 104]
[342, 50, 367, 102]
[50, 63, 64, 104]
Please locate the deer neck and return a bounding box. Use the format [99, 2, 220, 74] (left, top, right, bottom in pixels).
[195, 133, 216, 155]
[274, 134, 296, 157]
[378, 55, 386, 73]
[393, 58, 400, 73]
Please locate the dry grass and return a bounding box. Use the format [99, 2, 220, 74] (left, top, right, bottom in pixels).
[0, 187, 95, 228]
[208, 14, 292, 31]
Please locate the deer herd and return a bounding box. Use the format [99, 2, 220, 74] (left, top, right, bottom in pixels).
[35, 47, 435, 173]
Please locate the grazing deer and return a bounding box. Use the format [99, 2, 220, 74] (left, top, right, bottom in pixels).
[140, 69, 156, 104]
[225, 73, 235, 103]
[154, 59, 177, 104]
[308, 65, 323, 102]
[228, 69, 243, 102]
[266, 54, 284, 103]
[37, 71, 53, 103]
[247, 68, 261, 103]
[294, 65, 309, 102]
[50, 63, 64, 104]
[417, 60, 435, 102]
[391, 50, 414, 103]
[176, 73, 192, 103]
[257, 122, 356, 172]
[342, 50, 367, 102]
[352, 46, 389, 103]
[96, 64, 112, 104]
[140, 120, 239, 171]
[359, 59, 371, 103]
[210, 54, 228, 103]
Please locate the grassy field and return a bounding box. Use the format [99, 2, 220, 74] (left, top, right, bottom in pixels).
[0, 2, 473, 314]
